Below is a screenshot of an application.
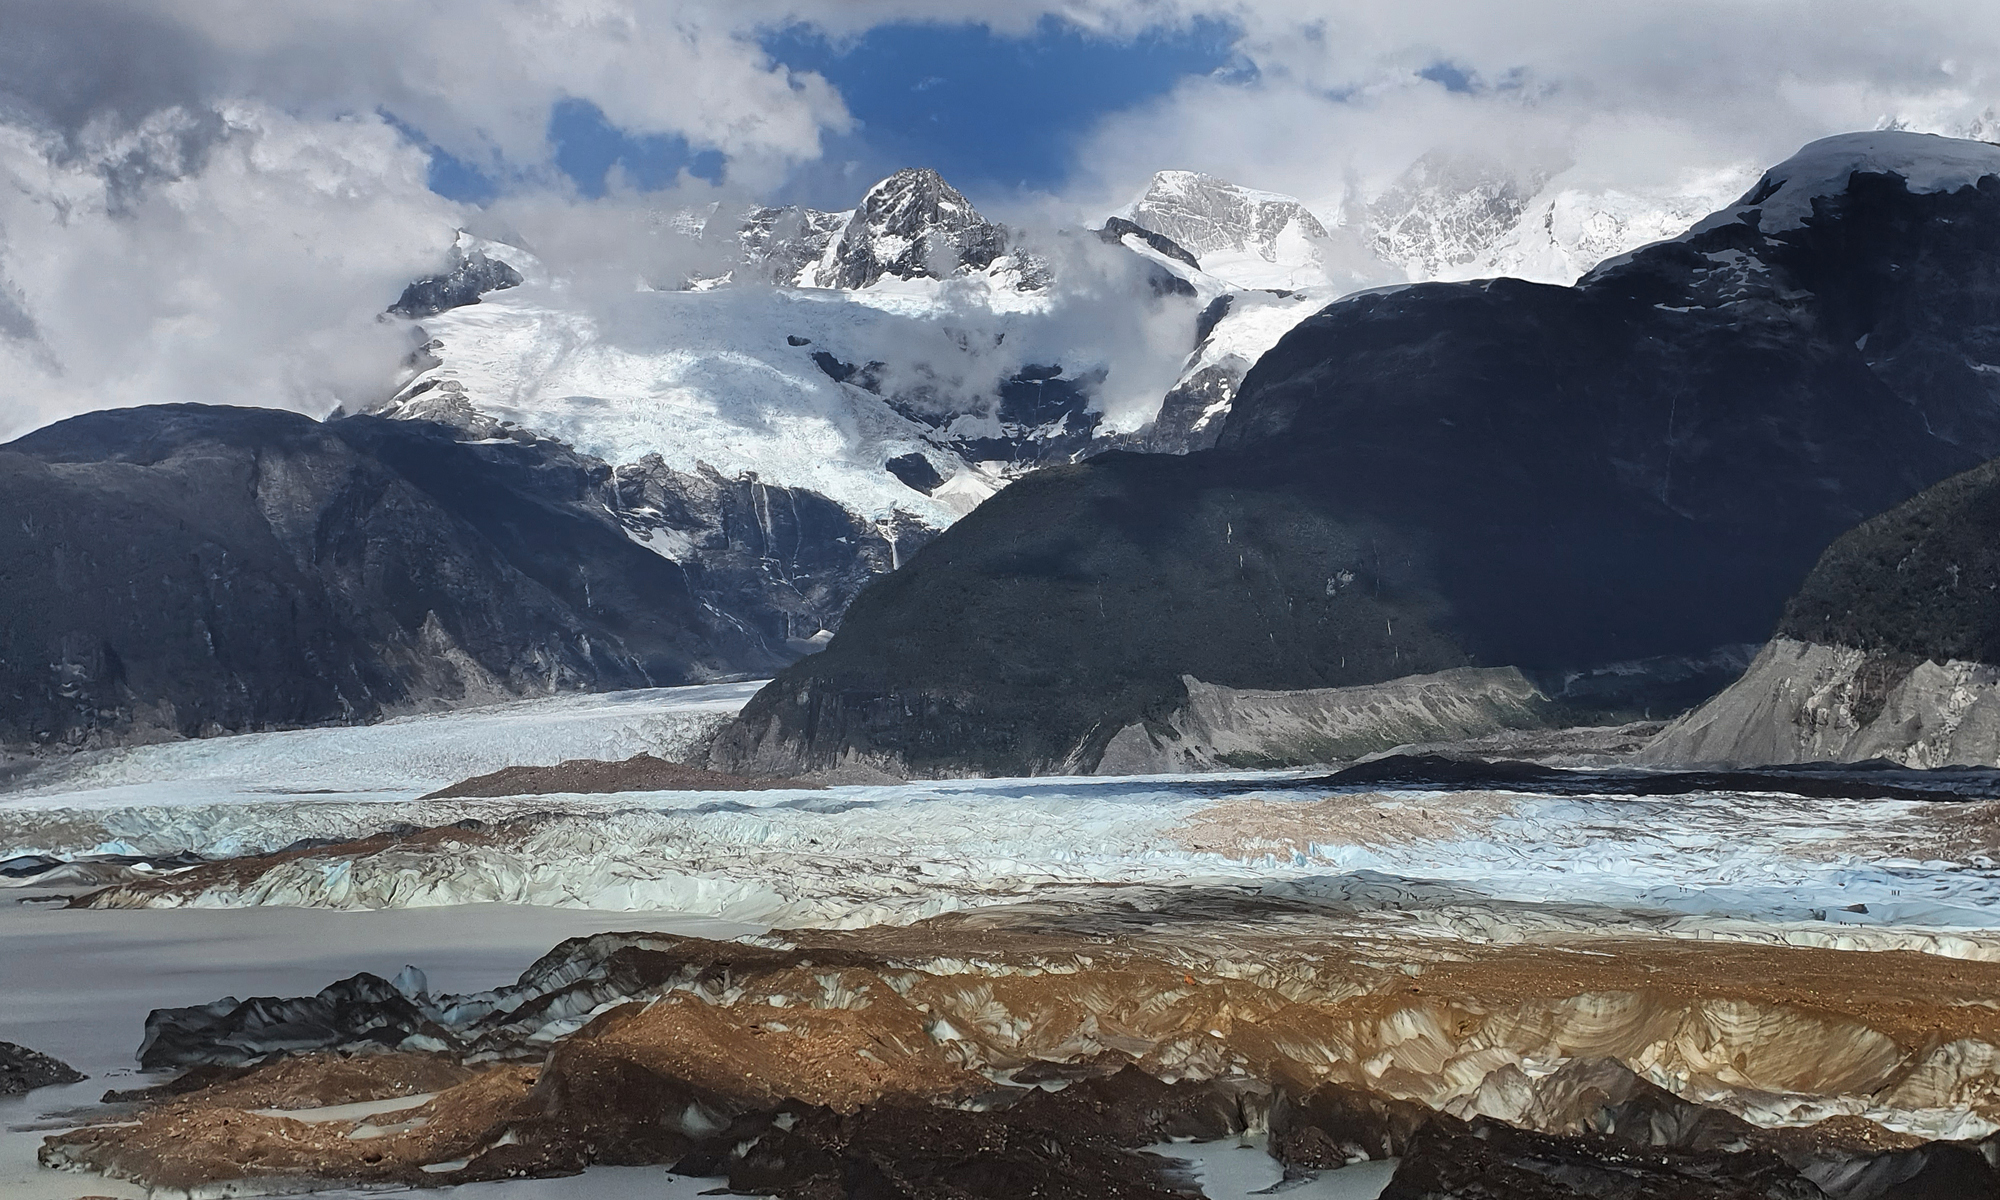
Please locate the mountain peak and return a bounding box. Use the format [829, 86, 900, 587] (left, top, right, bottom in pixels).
[1124, 170, 1335, 289]
[816, 167, 1010, 289]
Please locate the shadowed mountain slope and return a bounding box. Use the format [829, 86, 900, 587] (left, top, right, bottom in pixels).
[715, 133, 2000, 777]
[0, 405, 779, 748]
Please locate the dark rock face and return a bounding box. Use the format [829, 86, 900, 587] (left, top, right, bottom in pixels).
[608, 456, 921, 648]
[885, 452, 945, 495]
[716, 134, 2000, 777]
[953, 365, 1107, 468]
[1096, 216, 1203, 271]
[1144, 361, 1236, 454]
[1272, 1082, 1431, 1167]
[819, 168, 1013, 290]
[1378, 1115, 1825, 1200]
[0, 405, 778, 748]
[0, 1041, 85, 1094]
[713, 1071, 1243, 1200]
[1779, 456, 2000, 664]
[740, 205, 849, 285]
[388, 250, 524, 318]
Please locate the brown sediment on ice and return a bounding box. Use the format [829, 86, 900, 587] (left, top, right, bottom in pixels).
[421, 753, 817, 799]
[40, 896, 2000, 1197]
[1173, 790, 1514, 858]
[66, 817, 527, 909]
[1910, 798, 2000, 863]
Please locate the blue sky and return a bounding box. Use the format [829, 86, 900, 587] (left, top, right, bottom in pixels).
[420, 17, 1240, 209]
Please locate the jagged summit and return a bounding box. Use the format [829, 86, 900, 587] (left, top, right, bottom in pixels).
[816, 167, 1012, 290]
[388, 243, 524, 318]
[1366, 151, 1552, 279]
[740, 205, 850, 287]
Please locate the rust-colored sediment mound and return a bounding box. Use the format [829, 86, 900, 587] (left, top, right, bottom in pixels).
[421, 753, 815, 799]
[42, 902, 2000, 1198]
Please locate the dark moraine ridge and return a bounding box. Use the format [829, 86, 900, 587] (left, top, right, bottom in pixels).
[714, 133, 2000, 777]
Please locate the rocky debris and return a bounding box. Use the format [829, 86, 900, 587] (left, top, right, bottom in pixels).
[0, 1041, 84, 1094]
[1272, 1081, 1432, 1167]
[711, 1069, 1249, 1200]
[421, 753, 815, 800]
[0, 405, 780, 749]
[1316, 753, 2000, 802]
[104, 1052, 473, 1109]
[45, 1059, 543, 1195]
[388, 247, 525, 319]
[1378, 1113, 1825, 1200]
[44, 910, 2000, 1197]
[716, 131, 2000, 778]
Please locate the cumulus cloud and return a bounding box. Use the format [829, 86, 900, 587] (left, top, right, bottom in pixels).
[1063, 0, 2000, 220]
[5, 0, 2000, 439]
[0, 103, 459, 439]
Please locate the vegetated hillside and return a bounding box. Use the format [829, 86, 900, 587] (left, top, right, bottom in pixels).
[1778, 455, 2000, 664]
[715, 133, 2000, 778]
[1644, 454, 2000, 767]
[0, 405, 779, 748]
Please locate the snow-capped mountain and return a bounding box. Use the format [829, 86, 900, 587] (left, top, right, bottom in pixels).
[1365, 151, 1553, 279]
[368, 177, 1210, 650]
[739, 168, 1035, 291]
[362, 155, 1745, 653]
[1122, 169, 1355, 291]
[719, 130, 2000, 778]
[1118, 157, 1755, 294]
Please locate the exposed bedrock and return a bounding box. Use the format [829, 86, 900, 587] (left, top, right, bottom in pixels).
[1642, 639, 2000, 767]
[1096, 666, 1552, 772]
[43, 917, 2000, 1197]
[0, 405, 793, 749]
[717, 134, 2000, 778]
[1649, 452, 2000, 766]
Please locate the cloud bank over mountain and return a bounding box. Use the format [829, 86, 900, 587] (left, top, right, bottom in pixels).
[4, 0, 2000, 437]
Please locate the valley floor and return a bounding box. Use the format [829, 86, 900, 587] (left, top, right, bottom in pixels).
[6, 684, 2000, 1198]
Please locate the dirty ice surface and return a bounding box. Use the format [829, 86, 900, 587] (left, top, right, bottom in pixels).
[0, 903, 1384, 1200]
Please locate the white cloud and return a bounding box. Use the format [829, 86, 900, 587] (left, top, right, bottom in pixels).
[0, 104, 458, 439]
[1062, 0, 2000, 222]
[6, 0, 2000, 439]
